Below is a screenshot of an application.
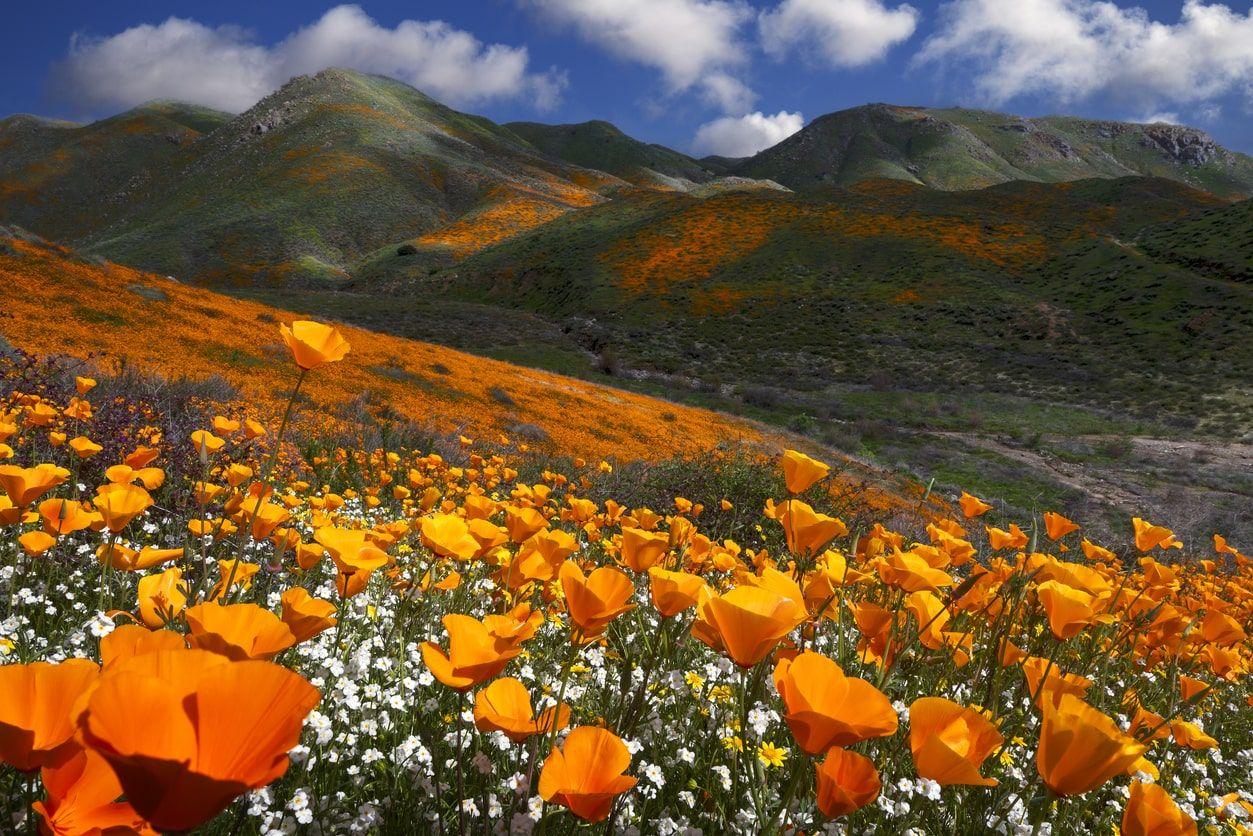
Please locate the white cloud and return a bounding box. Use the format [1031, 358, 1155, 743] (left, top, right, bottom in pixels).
[692, 110, 805, 156]
[523, 0, 756, 112]
[915, 0, 1253, 113]
[52, 4, 565, 114]
[760, 0, 919, 67]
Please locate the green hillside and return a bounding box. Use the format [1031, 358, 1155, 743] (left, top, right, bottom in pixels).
[2, 69, 627, 285]
[734, 104, 1253, 197]
[506, 119, 725, 187]
[0, 102, 232, 240]
[1135, 198, 1252, 283]
[366, 176, 1247, 435]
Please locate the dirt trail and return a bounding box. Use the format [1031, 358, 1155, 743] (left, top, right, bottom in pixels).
[928, 431, 1252, 513]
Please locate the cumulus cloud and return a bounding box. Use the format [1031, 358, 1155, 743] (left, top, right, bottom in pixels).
[759, 0, 919, 67]
[692, 110, 804, 157]
[522, 0, 756, 112]
[52, 4, 565, 114]
[915, 0, 1253, 113]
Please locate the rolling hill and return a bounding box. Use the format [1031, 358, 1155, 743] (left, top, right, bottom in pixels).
[1, 69, 634, 285]
[0, 226, 766, 462]
[4, 71, 1251, 288]
[732, 104, 1253, 198]
[505, 119, 726, 189]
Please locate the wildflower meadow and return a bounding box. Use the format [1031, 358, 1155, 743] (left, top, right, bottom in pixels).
[0, 320, 1249, 835]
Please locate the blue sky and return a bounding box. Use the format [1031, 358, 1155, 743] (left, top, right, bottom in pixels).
[6, 1, 1253, 156]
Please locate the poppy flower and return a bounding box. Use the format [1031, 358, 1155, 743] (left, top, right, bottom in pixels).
[538, 726, 637, 823]
[315, 527, 390, 574]
[558, 561, 635, 639]
[98, 544, 183, 572]
[38, 498, 94, 535]
[773, 651, 897, 754]
[1081, 539, 1116, 562]
[504, 505, 548, 542]
[1022, 656, 1092, 708]
[420, 514, 481, 560]
[1036, 580, 1101, 640]
[620, 526, 670, 572]
[1122, 780, 1197, 836]
[280, 587, 338, 643]
[691, 582, 807, 668]
[986, 524, 1029, 551]
[19, 529, 57, 556]
[1043, 512, 1079, 540]
[99, 625, 187, 668]
[1132, 518, 1181, 552]
[647, 567, 706, 617]
[958, 492, 993, 518]
[92, 483, 154, 534]
[68, 437, 103, 459]
[280, 320, 350, 370]
[0, 659, 100, 771]
[0, 463, 70, 508]
[909, 697, 1003, 786]
[77, 649, 320, 832]
[814, 747, 881, 819]
[136, 568, 188, 629]
[32, 746, 152, 835]
[473, 677, 570, 743]
[777, 499, 847, 556]
[878, 551, 953, 594]
[184, 601, 299, 661]
[780, 449, 829, 494]
[421, 614, 525, 691]
[1036, 694, 1146, 796]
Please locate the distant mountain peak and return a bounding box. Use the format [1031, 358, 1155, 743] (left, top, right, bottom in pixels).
[734, 104, 1253, 197]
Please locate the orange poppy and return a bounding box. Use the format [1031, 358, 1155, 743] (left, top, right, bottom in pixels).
[32, 746, 153, 835]
[1043, 512, 1080, 540]
[184, 601, 298, 661]
[691, 581, 807, 668]
[958, 492, 993, 518]
[38, 498, 94, 535]
[0, 463, 70, 508]
[420, 514, 481, 560]
[815, 747, 881, 819]
[280, 587, 338, 643]
[472, 677, 570, 743]
[986, 524, 1029, 551]
[421, 614, 525, 691]
[620, 526, 670, 572]
[538, 726, 637, 823]
[558, 561, 635, 639]
[909, 697, 1003, 786]
[780, 449, 829, 494]
[0, 659, 100, 771]
[1036, 580, 1101, 640]
[92, 483, 154, 534]
[647, 567, 706, 617]
[1122, 780, 1197, 836]
[1132, 518, 1181, 552]
[99, 626, 187, 668]
[136, 568, 188, 629]
[280, 320, 350, 370]
[78, 649, 319, 832]
[1036, 694, 1146, 796]
[773, 651, 897, 754]
[314, 527, 390, 574]
[776, 499, 847, 556]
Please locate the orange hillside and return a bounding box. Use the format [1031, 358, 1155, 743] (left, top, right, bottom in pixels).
[0, 237, 764, 460]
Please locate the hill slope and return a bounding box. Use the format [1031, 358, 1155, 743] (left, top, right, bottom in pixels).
[506, 120, 724, 188]
[734, 104, 1253, 197]
[399, 176, 1248, 433]
[0, 229, 769, 460]
[2, 69, 628, 285]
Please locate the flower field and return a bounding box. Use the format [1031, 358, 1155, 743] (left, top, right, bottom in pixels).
[0, 315, 1249, 836]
